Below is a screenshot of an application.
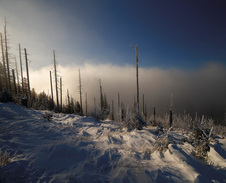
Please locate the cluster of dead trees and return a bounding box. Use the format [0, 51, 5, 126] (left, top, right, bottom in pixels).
[0, 19, 56, 111]
[0, 18, 150, 131]
[0, 18, 32, 107]
[0, 18, 175, 130]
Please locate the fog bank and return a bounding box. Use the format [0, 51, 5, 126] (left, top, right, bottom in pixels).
[30, 62, 226, 122]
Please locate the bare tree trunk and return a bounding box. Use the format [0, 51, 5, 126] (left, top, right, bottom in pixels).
[24, 48, 31, 105]
[4, 21, 11, 92]
[49, 71, 54, 108]
[53, 50, 59, 112]
[135, 45, 139, 114]
[60, 77, 62, 112]
[94, 97, 96, 117]
[143, 93, 144, 115]
[79, 69, 83, 115]
[19, 44, 24, 93]
[0, 33, 8, 90]
[15, 57, 20, 93]
[12, 69, 17, 94]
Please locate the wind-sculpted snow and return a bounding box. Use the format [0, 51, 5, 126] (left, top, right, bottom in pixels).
[0, 103, 226, 182]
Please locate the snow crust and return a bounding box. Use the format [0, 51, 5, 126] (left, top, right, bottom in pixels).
[0, 102, 226, 183]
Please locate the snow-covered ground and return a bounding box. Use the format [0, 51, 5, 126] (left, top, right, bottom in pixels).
[0, 102, 226, 183]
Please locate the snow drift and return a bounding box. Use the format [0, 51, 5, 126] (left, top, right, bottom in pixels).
[0, 102, 226, 182]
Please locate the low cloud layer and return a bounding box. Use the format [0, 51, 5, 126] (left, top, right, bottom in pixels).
[30, 62, 226, 122]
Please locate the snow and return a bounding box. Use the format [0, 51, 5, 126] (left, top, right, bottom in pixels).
[0, 102, 226, 183]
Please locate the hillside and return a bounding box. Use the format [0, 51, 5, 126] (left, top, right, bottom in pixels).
[0, 102, 226, 183]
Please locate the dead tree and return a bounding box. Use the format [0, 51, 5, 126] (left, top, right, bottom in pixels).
[0, 33, 8, 89]
[19, 44, 24, 93]
[79, 69, 83, 115]
[12, 69, 17, 94]
[94, 96, 97, 117]
[24, 48, 31, 104]
[49, 71, 54, 108]
[4, 20, 11, 92]
[142, 94, 145, 115]
[53, 50, 59, 112]
[131, 45, 140, 114]
[60, 77, 62, 112]
[14, 57, 20, 93]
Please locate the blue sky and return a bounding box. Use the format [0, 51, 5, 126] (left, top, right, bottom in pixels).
[0, 0, 226, 70]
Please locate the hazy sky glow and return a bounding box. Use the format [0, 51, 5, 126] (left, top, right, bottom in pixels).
[0, 0, 226, 69]
[0, 0, 226, 121]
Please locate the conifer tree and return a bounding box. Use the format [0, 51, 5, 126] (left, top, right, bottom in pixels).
[85, 92, 88, 116]
[94, 96, 97, 117]
[67, 89, 70, 113]
[121, 102, 126, 122]
[111, 100, 114, 120]
[118, 92, 121, 122]
[169, 109, 173, 127]
[75, 101, 81, 114]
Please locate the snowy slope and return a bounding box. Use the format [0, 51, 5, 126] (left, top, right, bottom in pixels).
[0, 102, 226, 183]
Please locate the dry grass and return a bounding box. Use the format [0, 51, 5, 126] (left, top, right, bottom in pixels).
[0, 149, 11, 166]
